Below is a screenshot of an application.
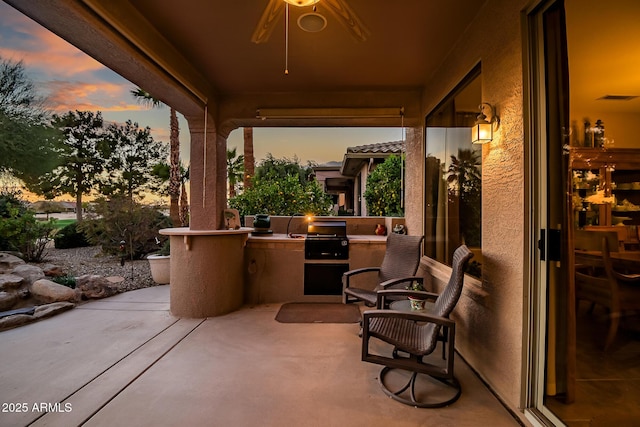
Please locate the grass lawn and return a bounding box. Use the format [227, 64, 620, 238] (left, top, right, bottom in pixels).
[53, 218, 76, 229]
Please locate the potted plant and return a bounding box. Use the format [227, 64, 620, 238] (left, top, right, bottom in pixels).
[148, 239, 170, 284]
[406, 281, 427, 311]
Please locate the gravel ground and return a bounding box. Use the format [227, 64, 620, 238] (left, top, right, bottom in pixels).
[37, 245, 157, 293]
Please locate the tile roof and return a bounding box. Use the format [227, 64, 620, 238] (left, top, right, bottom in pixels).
[346, 140, 405, 154]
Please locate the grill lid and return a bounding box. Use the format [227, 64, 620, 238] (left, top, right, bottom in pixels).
[307, 220, 347, 237]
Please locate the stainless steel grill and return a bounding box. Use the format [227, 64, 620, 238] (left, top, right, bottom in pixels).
[304, 220, 349, 260]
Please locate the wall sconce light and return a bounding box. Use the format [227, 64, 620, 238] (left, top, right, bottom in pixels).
[471, 103, 499, 144]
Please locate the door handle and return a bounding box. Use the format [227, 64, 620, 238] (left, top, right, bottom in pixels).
[538, 229, 562, 261]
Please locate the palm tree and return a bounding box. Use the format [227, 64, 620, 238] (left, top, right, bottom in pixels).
[130, 88, 183, 225]
[227, 147, 244, 198]
[243, 127, 255, 189]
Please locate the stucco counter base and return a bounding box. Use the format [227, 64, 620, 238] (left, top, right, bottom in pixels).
[160, 227, 252, 318]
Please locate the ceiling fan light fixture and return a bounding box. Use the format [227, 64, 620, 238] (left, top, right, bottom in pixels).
[298, 13, 327, 32]
[284, 0, 319, 7]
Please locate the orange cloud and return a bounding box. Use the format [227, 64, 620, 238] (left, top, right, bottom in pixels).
[0, 16, 104, 78]
[44, 80, 150, 113]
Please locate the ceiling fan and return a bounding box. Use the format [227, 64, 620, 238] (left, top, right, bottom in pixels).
[251, 0, 370, 44]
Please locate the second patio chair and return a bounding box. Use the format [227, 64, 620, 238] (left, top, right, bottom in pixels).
[342, 233, 424, 307]
[361, 244, 473, 408]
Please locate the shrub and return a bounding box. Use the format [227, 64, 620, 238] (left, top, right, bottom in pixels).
[54, 221, 90, 249]
[230, 177, 332, 219]
[0, 192, 55, 262]
[78, 196, 172, 259]
[51, 275, 76, 289]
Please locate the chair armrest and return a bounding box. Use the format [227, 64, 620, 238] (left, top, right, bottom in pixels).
[612, 270, 640, 282]
[362, 309, 454, 329]
[342, 267, 381, 290]
[343, 267, 381, 278]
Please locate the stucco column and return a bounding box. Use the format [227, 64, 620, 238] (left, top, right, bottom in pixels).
[404, 126, 424, 237]
[186, 111, 227, 230]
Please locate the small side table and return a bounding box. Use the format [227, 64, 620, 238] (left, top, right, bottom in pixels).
[389, 299, 435, 313]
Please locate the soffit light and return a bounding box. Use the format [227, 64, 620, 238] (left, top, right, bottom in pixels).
[472, 103, 499, 144]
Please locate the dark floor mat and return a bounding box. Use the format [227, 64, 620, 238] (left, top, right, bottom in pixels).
[275, 302, 361, 324]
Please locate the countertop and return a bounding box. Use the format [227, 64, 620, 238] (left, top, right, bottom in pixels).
[247, 233, 387, 243]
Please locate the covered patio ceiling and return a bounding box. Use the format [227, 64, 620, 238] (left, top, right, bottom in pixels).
[5, 0, 487, 131]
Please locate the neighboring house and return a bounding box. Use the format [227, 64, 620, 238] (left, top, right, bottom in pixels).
[311, 161, 353, 215]
[340, 140, 405, 216]
[312, 141, 404, 215]
[60, 202, 77, 213]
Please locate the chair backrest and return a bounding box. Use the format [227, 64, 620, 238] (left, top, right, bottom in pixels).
[432, 245, 474, 318]
[420, 245, 473, 353]
[575, 237, 617, 306]
[575, 229, 620, 252]
[378, 233, 425, 283]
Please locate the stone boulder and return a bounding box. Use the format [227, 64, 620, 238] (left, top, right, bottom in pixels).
[75, 274, 119, 300]
[0, 302, 74, 331]
[0, 273, 24, 291]
[12, 264, 45, 285]
[41, 264, 65, 277]
[31, 279, 76, 303]
[0, 253, 25, 273]
[0, 291, 18, 311]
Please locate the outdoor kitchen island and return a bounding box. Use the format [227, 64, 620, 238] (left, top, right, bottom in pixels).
[244, 233, 386, 305]
[162, 217, 399, 317]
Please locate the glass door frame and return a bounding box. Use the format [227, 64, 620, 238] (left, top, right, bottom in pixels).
[522, 0, 570, 425]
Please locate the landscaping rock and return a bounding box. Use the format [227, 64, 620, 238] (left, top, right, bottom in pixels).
[0, 313, 34, 330]
[12, 264, 45, 285]
[0, 273, 24, 291]
[34, 301, 74, 319]
[41, 264, 65, 277]
[31, 279, 76, 303]
[0, 302, 74, 331]
[0, 253, 25, 273]
[75, 274, 118, 300]
[0, 291, 18, 311]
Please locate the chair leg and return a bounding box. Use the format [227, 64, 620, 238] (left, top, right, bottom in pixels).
[604, 312, 621, 350]
[378, 367, 461, 408]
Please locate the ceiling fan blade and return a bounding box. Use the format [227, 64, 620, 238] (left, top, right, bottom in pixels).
[322, 0, 370, 42]
[251, 0, 285, 44]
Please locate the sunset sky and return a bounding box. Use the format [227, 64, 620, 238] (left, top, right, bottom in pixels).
[0, 2, 402, 167]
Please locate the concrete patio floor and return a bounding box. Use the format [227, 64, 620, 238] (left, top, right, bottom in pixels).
[0, 286, 521, 427]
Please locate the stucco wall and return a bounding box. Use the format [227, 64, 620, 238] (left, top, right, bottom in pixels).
[406, 0, 531, 411]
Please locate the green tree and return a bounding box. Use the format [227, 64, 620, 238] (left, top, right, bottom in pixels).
[364, 155, 404, 217]
[229, 155, 331, 218]
[227, 147, 244, 198]
[0, 56, 60, 182]
[31, 110, 106, 221]
[130, 88, 184, 225]
[101, 120, 169, 202]
[254, 153, 315, 183]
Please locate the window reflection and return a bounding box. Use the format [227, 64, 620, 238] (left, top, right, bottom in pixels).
[424, 67, 482, 277]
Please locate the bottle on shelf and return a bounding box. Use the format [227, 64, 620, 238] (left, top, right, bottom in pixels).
[583, 118, 592, 147]
[594, 119, 605, 148]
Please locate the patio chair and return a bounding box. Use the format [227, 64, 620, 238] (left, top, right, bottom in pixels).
[361, 244, 473, 408]
[575, 237, 640, 350]
[342, 233, 424, 307]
